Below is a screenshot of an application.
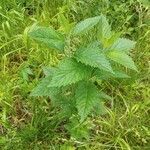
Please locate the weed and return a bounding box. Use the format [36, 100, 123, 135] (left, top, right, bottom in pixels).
[28, 14, 138, 140]
[0, 0, 150, 149]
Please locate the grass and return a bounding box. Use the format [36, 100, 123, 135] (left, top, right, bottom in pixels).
[0, 0, 150, 149]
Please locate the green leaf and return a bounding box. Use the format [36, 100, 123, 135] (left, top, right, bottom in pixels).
[110, 38, 136, 52]
[72, 16, 101, 35]
[29, 26, 65, 51]
[94, 69, 130, 80]
[112, 70, 130, 78]
[94, 102, 107, 115]
[42, 66, 56, 76]
[75, 47, 113, 73]
[59, 98, 77, 118]
[94, 92, 112, 115]
[107, 51, 138, 71]
[65, 116, 89, 139]
[30, 75, 59, 97]
[103, 32, 121, 48]
[49, 58, 91, 87]
[87, 41, 102, 49]
[58, 13, 75, 34]
[99, 91, 113, 101]
[20, 67, 33, 81]
[97, 14, 112, 41]
[75, 81, 100, 122]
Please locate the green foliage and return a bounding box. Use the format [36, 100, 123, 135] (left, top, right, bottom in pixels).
[110, 38, 136, 52]
[2, 0, 150, 149]
[49, 58, 92, 87]
[29, 14, 137, 134]
[30, 75, 59, 97]
[94, 69, 130, 80]
[72, 16, 101, 35]
[29, 26, 65, 51]
[58, 13, 75, 34]
[65, 116, 90, 140]
[107, 50, 138, 71]
[98, 14, 112, 41]
[75, 46, 113, 73]
[75, 81, 100, 122]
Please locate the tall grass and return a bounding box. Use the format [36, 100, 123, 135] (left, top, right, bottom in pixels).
[0, 0, 150, 149]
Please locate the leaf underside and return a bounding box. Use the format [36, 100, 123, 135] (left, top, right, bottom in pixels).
[98, 14, 112, 40]
[94, 69, 130, 80]
[72, 16, 101, 35]
[110, 38, 136, 52]
[107, 50, 138, 71]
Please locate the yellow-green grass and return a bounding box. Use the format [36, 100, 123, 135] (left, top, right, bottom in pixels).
[0, 0, 150, 149]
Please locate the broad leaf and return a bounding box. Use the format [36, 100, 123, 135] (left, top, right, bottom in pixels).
[107, 51, 138, 71]
[87, 41, 102, 49]
[97, 14, 112, 41]
[110, 38, 136, 52]
[59, 98, 77, 118]
[42, 66, 56, 76]
[72, 16, 101, 35]
[99, 91, 113, 101]
[75, 47, 113, 73]
[94, 92, 112, 115]
[94, 102, 107, 115]
[75, 81, 100, 122]
[29, 26, 65, 51]
[65, 116, 89, 139]
[20, 67, 33, 81]
[94, 69, 130, 80]
[30, 75, 59, 97]
[103, 32, 121, 48]
[49, 58, 91, 87]
[112, 70, 130, 78]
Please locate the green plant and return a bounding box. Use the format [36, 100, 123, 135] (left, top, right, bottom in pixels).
[29, 14, 137, 138]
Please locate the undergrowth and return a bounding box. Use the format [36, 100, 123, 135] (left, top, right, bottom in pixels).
[0, 0, 150, 149]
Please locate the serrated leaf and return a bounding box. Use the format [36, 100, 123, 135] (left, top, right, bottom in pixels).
[20, 67, 33, 81]
[72, 16, 101, 35]
[110, 38, 136, 52]
[75, 47, 113, 73]
[112, 70, 130, 78]
[65, 116, 89, 139]
[49, 58, 91, 87]
[87, 41, 101, 48]
[107, 51, 138, 71]
[94, 69, 130, 80]
[75, 81, 100, 122]
[42, 66, 56, 76]
[60, 98, 77, 118]
[94, 92, 112, 115]
[29, 26, 65, 51]
[104, 32, 121, 48]
[30, 75, 59, 97]
[98, 14, 112, 41]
